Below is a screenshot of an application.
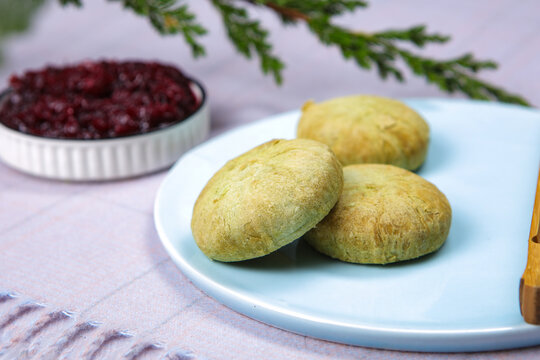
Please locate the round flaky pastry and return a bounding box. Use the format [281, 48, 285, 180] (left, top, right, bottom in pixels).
[297, 95, 430, 170]
[191, 138, 343, 262]
[304, 164, 451, 264]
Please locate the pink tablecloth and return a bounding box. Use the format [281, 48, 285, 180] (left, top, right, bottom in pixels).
[1, 1, 539, 359]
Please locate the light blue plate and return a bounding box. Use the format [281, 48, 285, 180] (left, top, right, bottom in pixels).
[154, 99, 540, 352]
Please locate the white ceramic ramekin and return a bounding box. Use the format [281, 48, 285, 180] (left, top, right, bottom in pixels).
[0, 80, 209, 181]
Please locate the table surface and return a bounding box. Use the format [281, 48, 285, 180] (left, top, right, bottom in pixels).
[1, 1, 539, 359]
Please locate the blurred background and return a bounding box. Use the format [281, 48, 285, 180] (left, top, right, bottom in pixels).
[1, 0, 538, 136]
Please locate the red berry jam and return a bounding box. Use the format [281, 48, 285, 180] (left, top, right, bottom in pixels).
[0, 60, 201, 139]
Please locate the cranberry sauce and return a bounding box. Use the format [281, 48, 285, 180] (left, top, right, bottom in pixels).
[0, 61, 200, 139]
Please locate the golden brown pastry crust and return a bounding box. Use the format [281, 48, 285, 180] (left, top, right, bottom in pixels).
[191, 138, 343, 262]
[304, 164, 451, 264]
[297, 95, 430, 170]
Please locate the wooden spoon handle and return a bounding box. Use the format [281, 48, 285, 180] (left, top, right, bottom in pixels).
[520, 165, 540, 324]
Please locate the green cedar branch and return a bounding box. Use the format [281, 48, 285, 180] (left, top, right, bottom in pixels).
[261, 1, 529, 106]
[252, 0, 367, 20]
[212, 0, 284, 84]
[58, 0, 81, 5]
[61, 0, 207, 57]
[57, 0, 529, 105]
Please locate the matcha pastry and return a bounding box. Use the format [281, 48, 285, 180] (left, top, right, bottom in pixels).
[304, 164, 451, 264]
[297, 95, 430, 170]
[192, 138, 343, 262]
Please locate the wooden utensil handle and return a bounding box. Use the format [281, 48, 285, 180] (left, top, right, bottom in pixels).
[520, 165, 540, 324]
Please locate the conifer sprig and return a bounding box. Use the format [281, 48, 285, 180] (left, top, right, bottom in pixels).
[212, 0, 284, 83]
[57, 0, 529, 105]
[260, 0, 528, 105]
[61, 0, 207, 57]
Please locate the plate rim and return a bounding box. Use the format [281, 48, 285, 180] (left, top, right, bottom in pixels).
[154, 98, 540, 352]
